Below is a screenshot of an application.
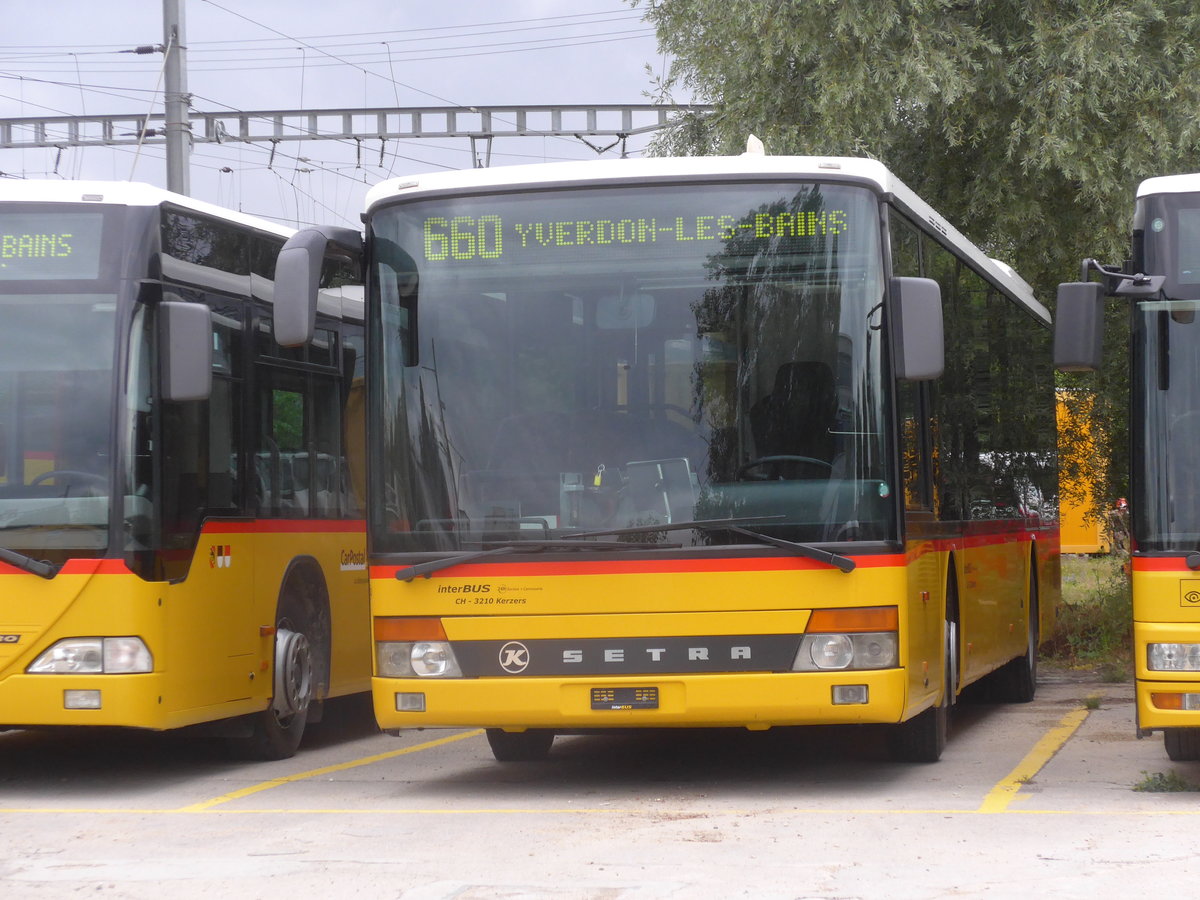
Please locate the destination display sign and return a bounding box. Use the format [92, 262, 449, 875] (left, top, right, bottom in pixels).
[420, 206, 852, 264]
[0, 212, 105, 280]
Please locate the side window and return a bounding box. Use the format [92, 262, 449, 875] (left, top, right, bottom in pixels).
[162, 211, 250, 275]
[888, 211, 930, 511]
[341, 326, 366, 518]
[256, 364, 343, 520]
[897, 380, 931, 510]
[889, 211, 922, 278]
[929, 240, 990, 522]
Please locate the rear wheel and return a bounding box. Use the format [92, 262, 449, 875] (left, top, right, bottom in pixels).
[989, 558, 1039, 703]
[486, 728, 555, 762]
[1164, 728, 1200, 761]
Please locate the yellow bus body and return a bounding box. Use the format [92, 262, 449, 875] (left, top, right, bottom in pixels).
[1056, 393, 1110, 555]
[373, 535, 1052, 732]
[0, 520, 369, 731]
[1132, 558, 1200, 730]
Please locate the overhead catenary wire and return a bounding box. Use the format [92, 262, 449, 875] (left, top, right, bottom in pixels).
[0, 33, 655, 74]
[0, 9, 645, 53]
[0, 2, 665, 223]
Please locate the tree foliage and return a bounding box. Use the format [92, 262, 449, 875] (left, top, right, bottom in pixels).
[634, 0, 1200, 504]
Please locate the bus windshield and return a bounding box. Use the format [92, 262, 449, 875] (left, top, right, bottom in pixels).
[0, 204, 119, 560]
[1132, 190, 1200, 550]
[369, 180, 894, 553]
[0, 292, 117, 557]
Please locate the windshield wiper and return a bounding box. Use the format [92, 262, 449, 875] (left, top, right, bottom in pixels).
[0, 547, 59, 579]
[567, 516, 856, 573]
[395, 539, 682, 582]
[724, 525, 856, 573]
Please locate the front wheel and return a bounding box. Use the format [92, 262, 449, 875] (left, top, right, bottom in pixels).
[888, 617, 956, 763]
[485, 728, 554, 762]
[1164, 728, 1200, 761]
[230, 624, 314, 760]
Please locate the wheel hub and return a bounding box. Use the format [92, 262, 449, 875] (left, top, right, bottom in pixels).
[272, 627, 312, 718]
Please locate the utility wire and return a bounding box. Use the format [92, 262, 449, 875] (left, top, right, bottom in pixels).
[198, 0, 460, 107]
[0, 9, 644, 51]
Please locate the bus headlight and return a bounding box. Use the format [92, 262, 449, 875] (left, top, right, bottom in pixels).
[793, 633, 898, 671]
[27, 637, 153, 674]
[1147, 643, 1200, 672]
[376, 641, 463, 678]
[793, 607, 898, 672]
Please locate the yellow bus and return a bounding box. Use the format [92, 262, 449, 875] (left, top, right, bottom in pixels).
[0, 181, 367, 759]
[285, 151, 1060, 762]
[1056, 392, 1112, 555]
[1057, 173, 1200, 760]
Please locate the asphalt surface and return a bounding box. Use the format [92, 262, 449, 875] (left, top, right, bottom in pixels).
[1, 671, 1198, 898]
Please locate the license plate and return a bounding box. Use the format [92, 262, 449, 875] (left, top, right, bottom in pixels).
[591, 687, 659, 710]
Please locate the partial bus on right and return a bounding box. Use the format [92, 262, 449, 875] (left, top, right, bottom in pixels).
[1057, 172, 1200, 760]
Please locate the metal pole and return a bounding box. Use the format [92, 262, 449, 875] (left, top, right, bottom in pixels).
[163, 0, 190, 195]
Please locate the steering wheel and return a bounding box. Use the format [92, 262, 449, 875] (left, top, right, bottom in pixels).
[737, 455, 832, 481]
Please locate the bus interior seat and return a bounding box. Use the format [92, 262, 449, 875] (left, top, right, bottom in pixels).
[471, 411, 704, 519]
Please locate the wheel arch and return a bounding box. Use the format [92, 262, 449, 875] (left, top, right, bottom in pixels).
[276, 555, 333, 702]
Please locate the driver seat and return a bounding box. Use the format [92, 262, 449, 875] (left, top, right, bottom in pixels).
[751, 361, 837, 463]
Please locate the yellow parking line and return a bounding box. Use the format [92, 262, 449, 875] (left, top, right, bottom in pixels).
[978, 707, 1090, 813]
[177, 729, 484, 812]
[5, 803, 1200, 816]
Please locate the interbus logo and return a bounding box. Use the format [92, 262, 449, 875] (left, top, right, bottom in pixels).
[498, 641, 530, 674]
[0, 634, 20, 643]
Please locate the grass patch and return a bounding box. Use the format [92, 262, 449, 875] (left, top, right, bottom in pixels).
[1132, 770, 1200, 792]
[1044, 553, 1132, 676]
[1083, 694, 1102, 710]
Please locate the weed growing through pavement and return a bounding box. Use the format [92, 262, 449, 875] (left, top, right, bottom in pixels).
[1132, 770, 1200, 792]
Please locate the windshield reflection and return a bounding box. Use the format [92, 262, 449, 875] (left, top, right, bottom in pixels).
[0, 294, 116, 558]
[370, 182, 895, 553]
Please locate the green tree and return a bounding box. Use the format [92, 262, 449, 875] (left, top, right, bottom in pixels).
[634, 0, 1200, 505]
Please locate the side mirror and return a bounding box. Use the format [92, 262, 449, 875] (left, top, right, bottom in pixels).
[891, 277, 944, 381]
[159, 300, 212, 402]
[273, 229, 328, 348]
[1053, 282, 1105, 372]
[273, 225, 363, 347]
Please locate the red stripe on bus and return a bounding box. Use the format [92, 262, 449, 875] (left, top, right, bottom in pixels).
[907, 529, 1052, 561]
[0, 558, 132, 576]
[201, 519, 366, 534]
[371, 553, 908, 579]
[1132, 556, 1195, 572]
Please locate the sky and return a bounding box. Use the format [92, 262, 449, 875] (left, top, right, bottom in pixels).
[0, 0, 671, 228]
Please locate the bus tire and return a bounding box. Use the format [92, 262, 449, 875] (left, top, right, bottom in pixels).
[1164, 728, 1200, 761]
[232, 562, 330, 761]
[889, 581, 958, 763]
[989, 557, 1039, 703]
[486, 728, 554, 762]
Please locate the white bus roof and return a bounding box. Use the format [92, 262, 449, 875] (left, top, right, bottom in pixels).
[1138, 173, 1200, 197]
[0, 179, 295, 239]
[365, 155, 1047, 324]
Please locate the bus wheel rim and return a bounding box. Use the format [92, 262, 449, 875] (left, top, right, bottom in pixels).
[272, 628, 312, 719]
